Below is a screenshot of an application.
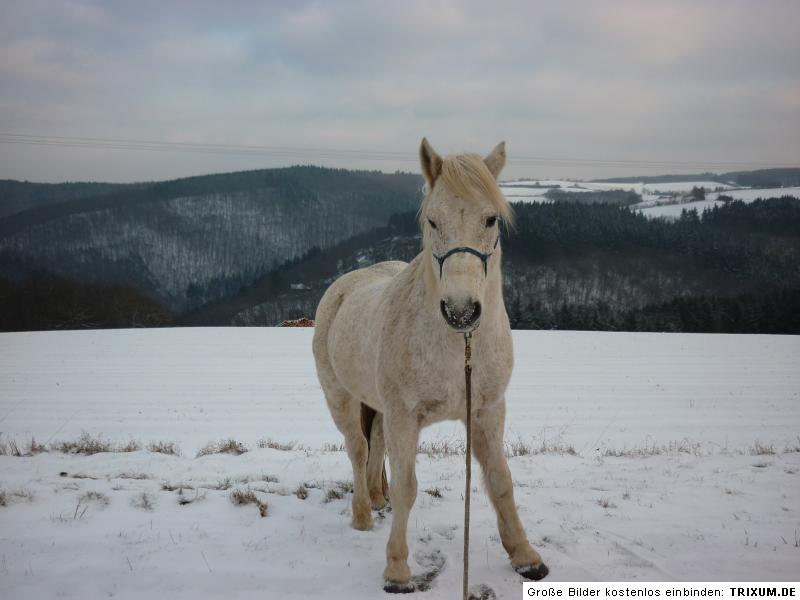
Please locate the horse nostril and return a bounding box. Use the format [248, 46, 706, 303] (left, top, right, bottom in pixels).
[471, 301, 481, 323]
[440, 299, 482, 330]
[440, 300, 451, 323]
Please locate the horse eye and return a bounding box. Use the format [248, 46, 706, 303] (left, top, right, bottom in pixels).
[427, 219, 438, 230]
[485, 216, 498, 228]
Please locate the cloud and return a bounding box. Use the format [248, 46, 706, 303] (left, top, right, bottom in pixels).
[0, 0, 797, 182]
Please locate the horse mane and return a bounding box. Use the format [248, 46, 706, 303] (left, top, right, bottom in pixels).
[419, 152, 514, 229]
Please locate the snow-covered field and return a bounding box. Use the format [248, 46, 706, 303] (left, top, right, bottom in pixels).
[634, 199, 726, 219]
[707, 186, 800, 202]
[501, 178, 800, 218]
[499, 180, 738, 204]
[1, 328, 799, 598]
[635, 187, 800, 219]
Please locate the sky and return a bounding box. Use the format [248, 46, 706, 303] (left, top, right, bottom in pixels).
[0, 0, 798, 183]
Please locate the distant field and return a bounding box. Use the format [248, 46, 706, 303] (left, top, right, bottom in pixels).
[500, 179, 800, 220]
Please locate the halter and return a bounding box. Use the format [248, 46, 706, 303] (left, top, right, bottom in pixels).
[432, 234, 500, 278]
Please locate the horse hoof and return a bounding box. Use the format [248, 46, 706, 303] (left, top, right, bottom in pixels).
[351, 518, 373, 531]
[384, 580, 415, 594]
[515, 562, 549, 581]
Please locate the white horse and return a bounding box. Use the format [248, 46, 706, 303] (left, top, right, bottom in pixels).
[312, 139, 548, 592]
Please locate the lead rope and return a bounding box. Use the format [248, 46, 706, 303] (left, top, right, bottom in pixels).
[463, 331, 472, 600]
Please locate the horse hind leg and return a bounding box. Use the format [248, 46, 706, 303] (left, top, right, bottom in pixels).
[362, 406, 388, 510]
[382, 416, 420, 592]
[324, 388, 373, 530]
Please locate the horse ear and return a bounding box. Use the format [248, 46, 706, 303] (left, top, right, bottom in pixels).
[484, 141, 506, 179]
[419, 137, 443, 189]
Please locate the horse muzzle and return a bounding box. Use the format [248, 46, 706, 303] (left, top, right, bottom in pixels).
[440, 299, 482, 332]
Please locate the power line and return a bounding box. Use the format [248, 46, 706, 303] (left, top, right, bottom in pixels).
[0, 132, 796, 171]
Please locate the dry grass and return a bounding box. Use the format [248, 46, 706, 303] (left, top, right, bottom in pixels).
[51, 433, 141, 455]
[424, 487, 443, 499]
[131, 491, 155, 511]
[321, 442, 345, 452]
[603, 439, 702, 457]
[749, 441, 776, 456]
[0, 488, 35, 506]
[196, 439, 248, 458]
[417, 437, 578, 458]
[324, 480, 354, 503]
[147, 441, 180, 456]
[52, 433, 113, 455]
[177, 488, 206, 506]
[597, 498, 618, 509]
[324, 488, 344, 502]
[255, 474, 279, 484]
[506, 438, 578, 457]
[417, 439, 465, 457]
[294, 485, 309, 500]
[79, 491, 110, 507]
[161, 482, 195, 492]
[257, 438, 297, 451]
[61, 472, 98, 480]
[206, 478, 233, 491]
[234, 474, 279, 485]
[117, 472, 151, 480]
[118, 439, 142, 453]
[0, 437, 48, 457]
[230, 489, 268, 517]
[783, 437, 800, 454]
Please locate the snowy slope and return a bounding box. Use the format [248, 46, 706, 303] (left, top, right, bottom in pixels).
[707, 186, 800, 202]
[636, 186, 800, 219]
[634, 199, 726, 219]
[500, 179, 800, 217]
[1, 328, 799, 598]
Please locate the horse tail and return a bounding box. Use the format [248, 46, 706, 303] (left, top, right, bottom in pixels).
[360, 403, 389, 502]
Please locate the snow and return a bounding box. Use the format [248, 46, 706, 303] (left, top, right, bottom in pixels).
[499, 180, 739, 206]
[634, 199, 725, 219]
[707, 186, 800, 202]
[1, 328, 799, 598]
[635, 186, 800, 219]
[498, 186, 552, 201]
[499, 180, 629, 204]
[641, 181, 734, 194]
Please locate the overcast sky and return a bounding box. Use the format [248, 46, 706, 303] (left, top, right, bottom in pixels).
[0, 0, 798, 183]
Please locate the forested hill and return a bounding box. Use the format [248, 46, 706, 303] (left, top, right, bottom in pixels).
[0, 166, 422, 312]
[2, 165, 799, 333]
[185, 198, 800, 334]
[0, 180, 144, 219]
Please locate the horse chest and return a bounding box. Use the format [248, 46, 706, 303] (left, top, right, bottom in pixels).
[412, 358, 508, 426]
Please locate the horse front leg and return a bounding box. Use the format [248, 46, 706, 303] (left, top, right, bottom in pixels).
[471, 402, 549, 580]
[382, 413, 419, 593]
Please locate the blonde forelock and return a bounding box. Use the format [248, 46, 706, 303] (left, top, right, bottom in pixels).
[419, 153, 514, 229]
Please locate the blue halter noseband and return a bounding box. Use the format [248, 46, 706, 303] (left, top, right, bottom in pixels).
[432, 234, 500, 278]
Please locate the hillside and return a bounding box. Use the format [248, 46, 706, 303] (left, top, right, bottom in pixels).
[0, 180, 145, 219]
[179, 198, 800, 334]
[0, 167, 422, 312]
[2, 166, 800, 333]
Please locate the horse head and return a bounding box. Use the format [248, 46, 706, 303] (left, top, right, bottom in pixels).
[418, 137, 513, 332]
